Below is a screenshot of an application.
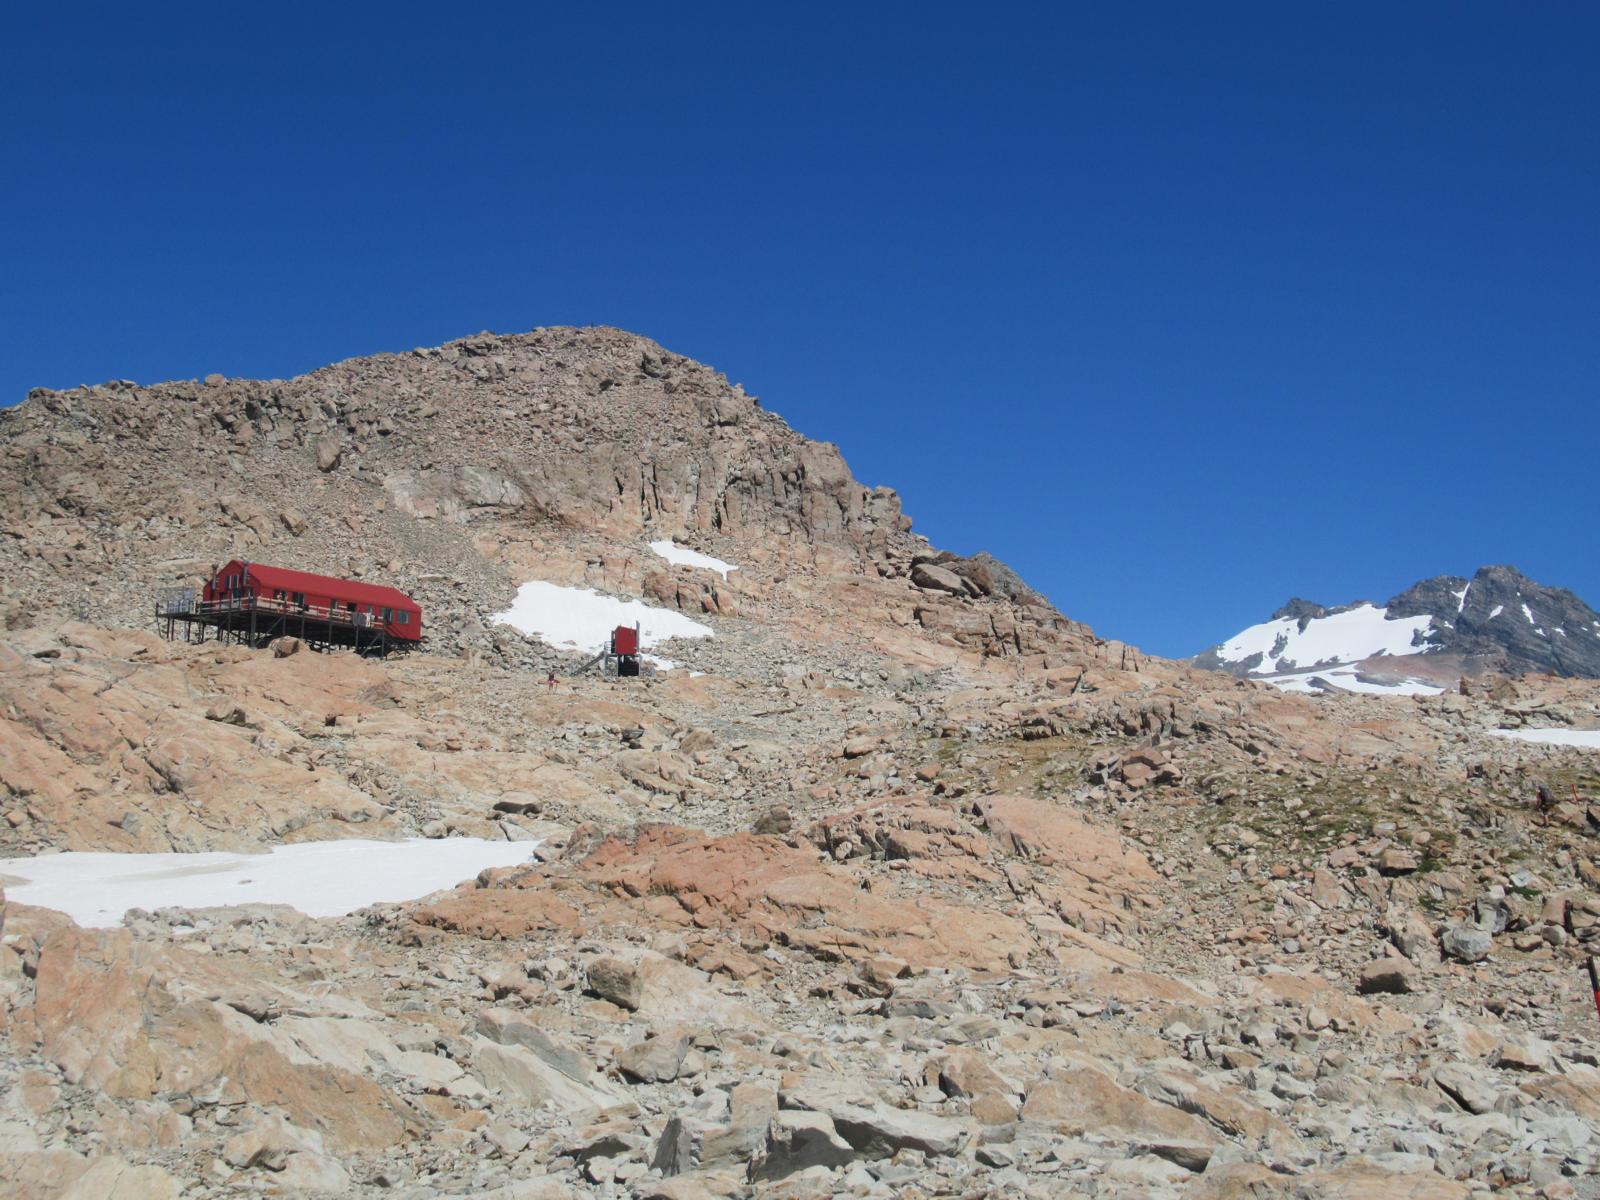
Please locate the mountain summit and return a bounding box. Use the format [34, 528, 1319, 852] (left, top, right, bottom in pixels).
[1197, 564, 1600, 692]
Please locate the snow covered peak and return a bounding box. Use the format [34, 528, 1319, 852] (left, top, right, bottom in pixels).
[1207, 604, 1437, 678]
[1197, 564, 1600, 690]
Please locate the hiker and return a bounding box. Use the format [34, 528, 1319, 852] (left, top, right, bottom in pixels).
[547, 670, 557, 690]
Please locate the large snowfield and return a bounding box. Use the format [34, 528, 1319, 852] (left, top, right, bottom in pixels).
[0, 838, 537, 928]
[1218, 603, 1437, 677]
[649, 539, 738, 579]
[490, 580, 714, 657]
[1490, 728, 1600, 750]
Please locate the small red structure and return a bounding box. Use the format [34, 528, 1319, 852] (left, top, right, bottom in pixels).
[571, 623, 646, 679]
[205, 561, 422, 642]
[610, 623, 641, 676]
[158, 561, 422, 656]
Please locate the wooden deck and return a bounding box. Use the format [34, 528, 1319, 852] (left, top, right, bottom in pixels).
[155, 591, 404, 657]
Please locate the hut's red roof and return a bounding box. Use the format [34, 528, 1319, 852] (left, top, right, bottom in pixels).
[236, 562, 419, 610]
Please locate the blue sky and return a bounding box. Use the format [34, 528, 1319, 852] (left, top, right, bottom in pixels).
[3, 4, 1596, 656]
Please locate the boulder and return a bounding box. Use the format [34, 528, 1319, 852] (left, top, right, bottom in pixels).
[582, 952, 757, 1027]
[700, 1080, 778, 1164]
[1377, 847, 1419, 875]
[776, 1072, 967, 1156]
[910, 562, 967, 595]
[749, 1111, 854, 1181]
[1357, 958, 1418, 995]
[1434, 1063, 1498, 1115]
[472, 1039, 625, 1117]
[931, 1050, 1014, 1100]
[1385, 906, 1442, 969]
[1440, 925, 1492, 963]
[649, 1116, 695, 1177]
[476, 1009, 595, 1081]
[57, 1157, 183, 1200]
[841, 735, 880, 759]
[586, 956, 643, 1010]
[617, 1030, 690, 1083]
[829, 1103, 968, 1158]
[1019, 1064, 1215, 1167]
[30, 928, 408, 1150]
[1490, 1034, 1552, 1072]
[314, 434, 342, 472]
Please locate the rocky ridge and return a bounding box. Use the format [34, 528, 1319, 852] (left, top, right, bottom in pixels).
[3, 330, 1600, 1199]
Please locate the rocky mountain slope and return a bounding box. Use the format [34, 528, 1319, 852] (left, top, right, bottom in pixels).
[0, 327, 1092, 677]
[1196, 565, 1600, 695]
[5, 329, 1600, 1200]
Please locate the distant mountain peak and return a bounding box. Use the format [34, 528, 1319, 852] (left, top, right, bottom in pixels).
[1197, 565, 1600, 694]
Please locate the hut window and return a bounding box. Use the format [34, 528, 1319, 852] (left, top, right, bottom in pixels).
[398, 611, 410, 625]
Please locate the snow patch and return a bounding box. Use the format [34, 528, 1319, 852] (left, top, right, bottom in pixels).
[1454, 583, 1470, 612]
[1490, 729, 1600, 751]
[649, 540, 737, 580]
[1264, 666, 1443, 697]
[1522, 602, 1535, 624]
[491, 581, 713, 656]
[1490, 605, 1505, 619]
[0, 838, 538, 928]
[1216, 603, 1436, 676]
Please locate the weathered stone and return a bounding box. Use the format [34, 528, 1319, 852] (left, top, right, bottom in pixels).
[586, 956, 643, 1010]
[1440, 925, 1492, 963]
[1434, 1062, 1498, 1114]
[476, 1009, 594, 1081]
[932, 1049, 1013, 1100]
[1490, 1033, 1552, 1072]
[650, 1116, 694, 1177]
[57, 1157, 183, 1200]
[1377, 847, 1419, 875]
[1020, 1065, 1215, 1166]
[617, 1030, 689, 1083]
[314, 434, 342, 472]
[830, 1104, 968, 1158]
[1357, 957, 1418, 994]
[1386, 906, 1442, 968]
[910, 562, 967, 595]
[472, 1039, 624, 1117]
[749, 1111, 854, 1181]
[842, 735, 880, 759]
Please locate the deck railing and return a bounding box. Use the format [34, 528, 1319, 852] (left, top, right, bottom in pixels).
[155, 592, 378, 627]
